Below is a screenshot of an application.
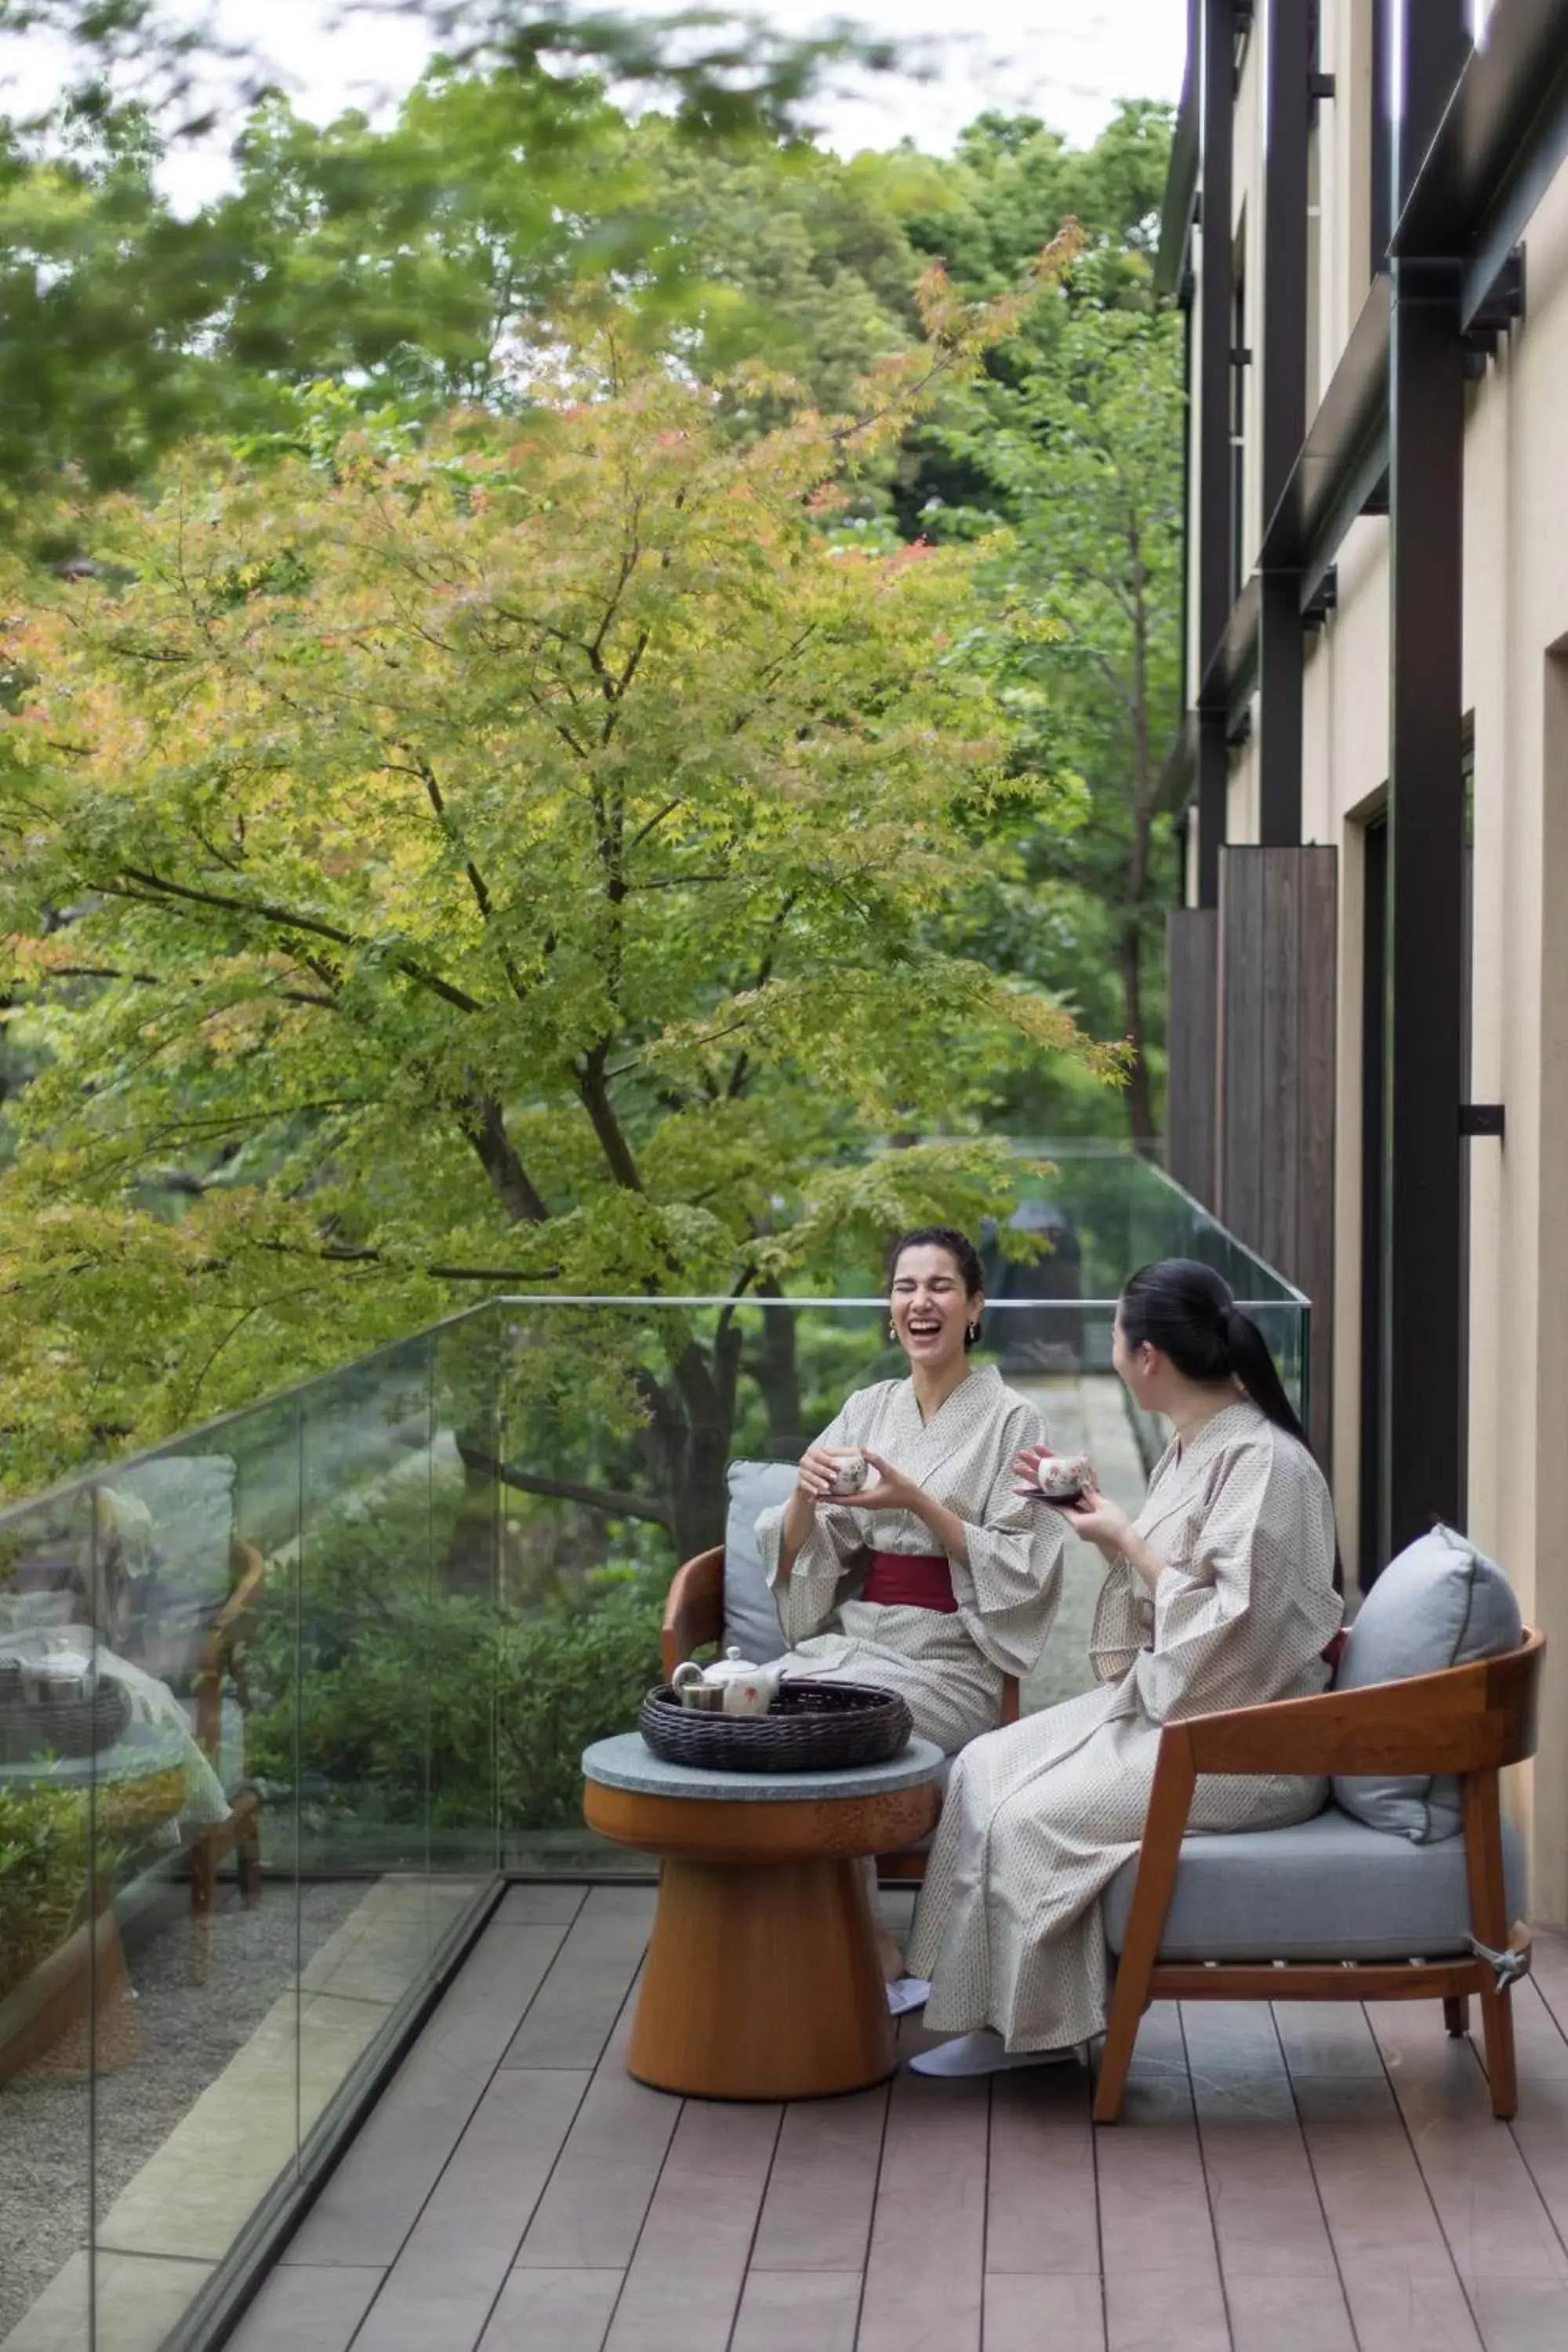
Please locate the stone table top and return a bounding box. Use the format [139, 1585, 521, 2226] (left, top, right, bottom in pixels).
[581, 1731, 946, 1804]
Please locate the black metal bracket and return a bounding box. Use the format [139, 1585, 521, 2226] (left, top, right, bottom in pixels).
[1459, 1104, 1505, 1138]
[1302, 567, 1338, 629]
[1461, 245, 1526, 376]
[1308, 71, 1337, 106]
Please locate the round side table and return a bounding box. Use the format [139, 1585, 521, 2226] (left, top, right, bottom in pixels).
[582, 1732, 945, 2102]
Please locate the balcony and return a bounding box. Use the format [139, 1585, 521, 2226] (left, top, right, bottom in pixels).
[231, 1890, 1568, 2352]
[18, 1144, 1523, 2352]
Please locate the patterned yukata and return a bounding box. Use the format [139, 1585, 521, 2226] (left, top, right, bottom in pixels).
[754, 1364, 1065, 1755]
[906, 1399, 1343, 2051]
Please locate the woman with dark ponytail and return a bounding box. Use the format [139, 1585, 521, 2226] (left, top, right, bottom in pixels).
[900, 1258, 1343, 2078]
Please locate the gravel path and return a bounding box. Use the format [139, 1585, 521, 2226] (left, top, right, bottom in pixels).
[0, 1880, 366, 2343]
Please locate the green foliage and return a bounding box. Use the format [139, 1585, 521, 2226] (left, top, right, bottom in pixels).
[0, 39, 1181, 1497]
[0, 1780, 122, 1999]
[249, 1563, 660, 1840]
[936, 296, 1185, 1144]
[0, 261, 1103, 1507]
[240, 1470, 669, 1837]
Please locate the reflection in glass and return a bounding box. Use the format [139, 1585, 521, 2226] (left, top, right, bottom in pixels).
[0, 1492, 97, 2352]
[84, 1409, 299, 2352]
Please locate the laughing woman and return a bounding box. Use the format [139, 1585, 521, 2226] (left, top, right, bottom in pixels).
[756, 1228, 1066, 1757]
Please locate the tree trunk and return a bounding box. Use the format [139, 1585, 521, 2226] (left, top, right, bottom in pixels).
[746, 1286, 804, 1453]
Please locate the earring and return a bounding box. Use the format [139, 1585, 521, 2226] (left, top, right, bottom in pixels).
[887, 1319, 897, 1343]
[966, 1322, 979, 1343]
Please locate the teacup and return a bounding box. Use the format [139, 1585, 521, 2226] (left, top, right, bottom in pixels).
[826, 1448, 870, 1497]
[1036, 1452, 1091, 1507]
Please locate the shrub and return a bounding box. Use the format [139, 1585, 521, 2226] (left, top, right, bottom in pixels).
[247, 1567, 667, 1836]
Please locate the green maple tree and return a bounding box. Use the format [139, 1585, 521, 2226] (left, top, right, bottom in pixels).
[0, 248, 1117, 1537]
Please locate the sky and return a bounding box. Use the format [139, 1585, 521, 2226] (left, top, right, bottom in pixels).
[1, 2, 1189, 211]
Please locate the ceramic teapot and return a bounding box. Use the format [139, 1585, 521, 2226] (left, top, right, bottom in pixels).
[670, 1646, 782, 1718]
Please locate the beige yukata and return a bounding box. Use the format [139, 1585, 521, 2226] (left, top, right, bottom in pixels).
[754, 1364, 1065, 1755]
[906, 1399, 1343, 2051]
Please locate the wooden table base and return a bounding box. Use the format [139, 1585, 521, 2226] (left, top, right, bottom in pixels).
[628, 1853, 895, 2100]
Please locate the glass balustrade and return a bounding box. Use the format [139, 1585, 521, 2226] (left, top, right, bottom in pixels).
[0, 1149, 1305, 2352]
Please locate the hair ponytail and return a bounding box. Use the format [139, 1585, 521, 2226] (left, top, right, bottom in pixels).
[1221, 1304, 1312, 1452]
[1120, 1260, 1340, 1591]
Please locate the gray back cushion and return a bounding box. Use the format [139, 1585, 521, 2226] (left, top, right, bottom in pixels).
[1333, 1523, 1522, 1842]
[724, 1460, 800, 1664]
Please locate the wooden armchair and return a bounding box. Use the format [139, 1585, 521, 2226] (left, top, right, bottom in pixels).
[1094, 1628, 1544, 2125]
[662, 1544, 1019, 1884]
[188, 1535, 266, 1911]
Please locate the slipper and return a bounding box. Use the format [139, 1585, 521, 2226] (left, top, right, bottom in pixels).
[907, 2030, 1084, 2078]
[886, 1976, 931, 2017]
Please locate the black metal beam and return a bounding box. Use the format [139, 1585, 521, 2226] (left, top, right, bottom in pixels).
[1258, 573, 1304, 845]
[1392, 0, 1568, 332]
[1198, 571, 1261, 730]
[1397, 0, 1472, 209]
[1256, 0, 1311, 848]
[1383, 249, 1467, 1551]
[1370, 0, 1392, 277]
[1156, 710, 1199, 818]
[1196, 0, 1236, 909]
[1156, 0, 1203, 297]
[1196, 718, 1229, 907]
[1258, 275, 1391, 572]
[1261, 0, 1310, 523]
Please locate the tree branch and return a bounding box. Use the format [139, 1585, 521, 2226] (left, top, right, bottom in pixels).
[100, 868, 487, 1015]
[575, 1041, 644, 1193]
[457, 1094, 550, 1225]
[457, 1442, 673, 1531]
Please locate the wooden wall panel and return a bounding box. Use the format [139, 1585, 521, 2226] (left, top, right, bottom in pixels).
[1215, 847, 1338, 1465]
[1165, 910, 1219, 1206]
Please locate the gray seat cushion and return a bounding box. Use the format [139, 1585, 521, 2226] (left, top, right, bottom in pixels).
[1333, 1524, 1523, 1842]
[722, 1460, 799, 1664]
[1103, 1802, 1528, 1962]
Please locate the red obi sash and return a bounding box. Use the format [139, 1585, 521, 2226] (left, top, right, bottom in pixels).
[862, 1552, 958, 1613]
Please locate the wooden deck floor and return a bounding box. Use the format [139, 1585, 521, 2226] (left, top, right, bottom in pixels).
[230, 1886, 1568, 2352]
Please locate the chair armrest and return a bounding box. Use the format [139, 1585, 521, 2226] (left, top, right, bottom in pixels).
[194, 1539, 267, 1762]
[662, 1547, 725, 1682]
[1173, 1626, 1544, 1780]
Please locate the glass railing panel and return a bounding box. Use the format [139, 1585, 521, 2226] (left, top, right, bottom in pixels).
[426, 1306, 502, 1903]
[999, 1142, 1306, 1308]
[85, 1403, 302, 2352]
[294, 1333, 445, 2125]
[0, 1487, 97, 2352]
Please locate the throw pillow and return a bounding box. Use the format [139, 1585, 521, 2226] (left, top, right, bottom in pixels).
[1333, 1523, 1522, 1842]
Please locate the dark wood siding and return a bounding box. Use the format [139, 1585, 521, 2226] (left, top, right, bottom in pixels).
[1165, 910, 1219, 1205]
[1215, 846, 1338, 1461]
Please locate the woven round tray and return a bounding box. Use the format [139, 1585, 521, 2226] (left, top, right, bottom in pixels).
[0, 1679, 132, 1764]
[638, 1679, 913, 1774]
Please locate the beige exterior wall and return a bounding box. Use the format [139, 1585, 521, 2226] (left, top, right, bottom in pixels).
[1316, 0, 1376, 401]
[1184, 16, 1568, 1921]
[1233, 31, 1265, 577]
